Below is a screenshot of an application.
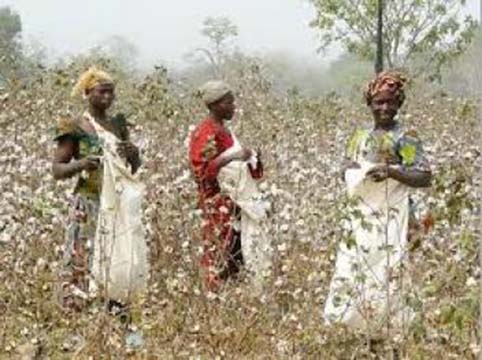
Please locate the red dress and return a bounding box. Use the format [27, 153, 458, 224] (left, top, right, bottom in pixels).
[189, 117, 263, 291]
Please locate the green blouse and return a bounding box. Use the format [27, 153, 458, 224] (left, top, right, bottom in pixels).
[53, 113, 129, 197]
[347, 123, 429, 172]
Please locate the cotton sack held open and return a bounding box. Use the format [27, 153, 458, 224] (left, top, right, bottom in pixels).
[324, 159, 413, 332]
[217, 134, 272, 289]
[89, 114, 148, 302]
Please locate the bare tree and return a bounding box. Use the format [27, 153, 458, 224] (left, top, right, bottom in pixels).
[197, 16, 239, 77]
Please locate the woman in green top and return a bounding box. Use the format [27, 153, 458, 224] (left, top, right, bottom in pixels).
[324, 71, 432, 331]
[52, 68, 140, 310]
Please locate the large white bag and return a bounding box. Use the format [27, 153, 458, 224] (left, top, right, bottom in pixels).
[89, 114, 148, 302]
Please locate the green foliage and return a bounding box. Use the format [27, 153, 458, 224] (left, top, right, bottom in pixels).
[201, 16, 238, 52]
[399, 143, 417, 166]
[378, 131, 396, 158]
[0, 6, 22, 84]
[194, 16, 239, 77]
[347, 129, 368, 158]
[443, 28, 482, 96]
[0, 6, 21, 45]
[309, 0, 477, 78]
[322, 53, 372, 94]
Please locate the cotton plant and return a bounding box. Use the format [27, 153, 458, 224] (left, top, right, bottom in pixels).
[0, 56, 479, 358]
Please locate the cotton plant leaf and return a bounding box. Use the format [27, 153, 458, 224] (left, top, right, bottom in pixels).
[399, 143, 417, 166]
[380, 131, 395, 150]
[377, 131, 397, 162]
[347, 129, 368, 159]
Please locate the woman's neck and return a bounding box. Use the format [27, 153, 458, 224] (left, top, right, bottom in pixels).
[209, 112, 225, 126]
[88, 105, 107, 121]
[374, 119, 398, 131]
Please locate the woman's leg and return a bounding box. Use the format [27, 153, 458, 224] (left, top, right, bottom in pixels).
[59, 195, 98, 310]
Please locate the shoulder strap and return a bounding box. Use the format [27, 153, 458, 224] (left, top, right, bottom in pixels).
[111, 113, 130, 140]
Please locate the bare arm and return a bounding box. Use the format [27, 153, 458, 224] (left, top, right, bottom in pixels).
[367, 131, 432, 188]
[367, 164, 432, 188]
[116, 127, 142, 175]
[52, 137, 98, 180]
[388, 166, 432, 188]
[213, 150, 244, 168]
[205, 147, 252, 179]
[390, 131, 432, 188]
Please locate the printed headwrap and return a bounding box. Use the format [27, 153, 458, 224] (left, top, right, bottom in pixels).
[364, 70, 407, 106]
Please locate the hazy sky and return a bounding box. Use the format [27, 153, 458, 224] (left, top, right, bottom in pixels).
[1, 0, 480, 68]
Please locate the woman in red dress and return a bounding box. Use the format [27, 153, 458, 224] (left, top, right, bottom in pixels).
[189, 81, 263, 291]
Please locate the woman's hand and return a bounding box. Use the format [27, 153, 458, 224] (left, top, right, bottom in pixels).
[214, 147, 253, 175]
[117, 141, 139, 160]
[366, 164, 389, 182]
[117, 141, 141, 174]
[340, 159, 361, 181]
[231, 147, 252, 162]
[344, 160, 361, 170]
[79, 155, 101, 172]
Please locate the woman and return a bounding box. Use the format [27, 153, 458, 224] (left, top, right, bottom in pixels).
[324, 71, 432, 332]
[189, 80, 270, 292]
[52, 67, 147, 310]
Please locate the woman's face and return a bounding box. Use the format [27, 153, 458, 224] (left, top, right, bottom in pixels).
[370, 91, 400, 126]
[211, 92, 236, 120]
[87, 82, 115, 111]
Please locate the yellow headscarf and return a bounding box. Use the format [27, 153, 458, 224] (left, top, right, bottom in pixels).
[71, 67, 114, 98]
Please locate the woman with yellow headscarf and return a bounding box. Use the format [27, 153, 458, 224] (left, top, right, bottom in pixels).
[52, 67, 147, 311]
[324, 71, 432, 334]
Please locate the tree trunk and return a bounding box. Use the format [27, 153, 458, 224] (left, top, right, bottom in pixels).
[375, 0, 384, 73]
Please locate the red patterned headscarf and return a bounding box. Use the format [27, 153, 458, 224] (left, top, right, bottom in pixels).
[364, 70, 408, 106]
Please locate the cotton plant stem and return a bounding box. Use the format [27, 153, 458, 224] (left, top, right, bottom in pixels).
[383, 162, 392, 351]
[478, 83, 482, 360]
[471, 32, 482, 360]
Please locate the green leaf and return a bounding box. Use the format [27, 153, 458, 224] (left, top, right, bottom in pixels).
[347, 129, 368, 159]
[440, 304, 456, 324]
[380, 132, 395, 149]
[399, 143, 417, 166]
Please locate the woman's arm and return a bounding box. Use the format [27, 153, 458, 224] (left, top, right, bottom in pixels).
[204, 147, 252, 180]
[391, 129, 432, 188]
[388, 165, 432, 188]
[366, 164, 432, 188]
[115, 121, 141, 174]
[52, 138, 98, 180]
[117, 140, 141, 174]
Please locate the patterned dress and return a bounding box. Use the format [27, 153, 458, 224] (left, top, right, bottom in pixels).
[347, 123, 429, 173]
[324, 122, 430, 329]
[54, 114, 128, 309]
[347, 123, 430, 232]
[189, 117, 263, 291]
